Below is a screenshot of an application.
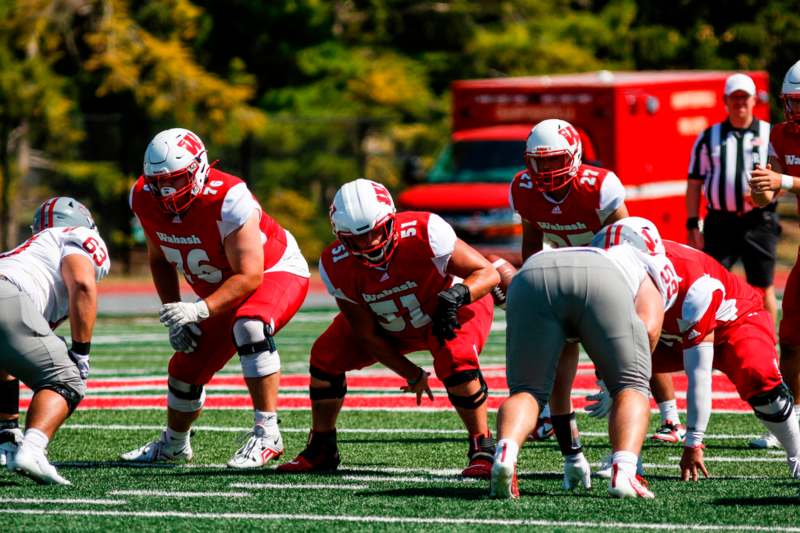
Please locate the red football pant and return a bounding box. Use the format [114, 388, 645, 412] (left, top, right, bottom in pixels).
[780, 253, 800, 347]
[310, 294, 494, 380]
[652, 310, 781, 400]
[168, 272, 309, 385]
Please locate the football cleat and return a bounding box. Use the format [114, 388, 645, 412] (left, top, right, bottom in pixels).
[563, 455, 592, 490]
[0, 428, 23, 468]
[462, 434, 495, 479]
[528, 416, 554, 441]
[595, 453, 646, 479]
[650, 420, 686, 444]
[749, 432, 782, 450]
[227, 426, 284, 469]
[608, 464, 654, 499]
[276, 430, 340, 473]
[119, 431, 193, 463]
[489, 461, 519, 499]
[9, 445, 70, 485]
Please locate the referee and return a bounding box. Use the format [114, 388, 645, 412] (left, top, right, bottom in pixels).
[685, 73, 778, 321]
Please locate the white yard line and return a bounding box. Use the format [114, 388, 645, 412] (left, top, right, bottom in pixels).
[668, 456, 786, 463]
[1, 509, 799, 531]
[0, 497, 127, 505]
[109, 490, 250, 498]
[229, 482, 368, 491]
[339, 475, 481, 484]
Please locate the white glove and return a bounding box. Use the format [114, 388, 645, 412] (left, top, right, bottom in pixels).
[585, 379, 612, 419]
[562, 454, 592, 490]
[168, 323, 202, 353]
[68, 350, 90, 380]
[159, 300, 209, 328]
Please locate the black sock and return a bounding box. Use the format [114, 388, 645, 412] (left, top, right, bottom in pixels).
[552, 411, 583, 457]
[0, 379, 19, 429]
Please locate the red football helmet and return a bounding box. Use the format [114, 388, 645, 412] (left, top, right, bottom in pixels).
[524, 119, 583, 192]
[143, 128, 209, 215]
[330, 179, 398, 267]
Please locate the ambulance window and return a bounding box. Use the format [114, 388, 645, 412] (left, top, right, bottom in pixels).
[429, 140, 526, 183]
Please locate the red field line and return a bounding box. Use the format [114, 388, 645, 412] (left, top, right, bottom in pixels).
[72, 372, 740, 393]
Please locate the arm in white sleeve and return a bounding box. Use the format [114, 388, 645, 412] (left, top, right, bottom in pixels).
[682, 342, 714, 447]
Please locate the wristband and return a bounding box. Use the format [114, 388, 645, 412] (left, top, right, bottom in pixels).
[781, 174, 794, 191]
[407, 367, 425, 386]
[685, 217, 700, 230]
[71, 341, 91, 355]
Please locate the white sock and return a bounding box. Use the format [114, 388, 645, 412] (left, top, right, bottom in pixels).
[761, 412, 800, 458]
[254, 410, 278, 432]
[657, 400, 681, 425]
[612, 450, 638, 477]
[495, 439, 519, 466]
[165, 427, 190, 447]
[540, 403, 551, 419]
[22, 428, 49, 452]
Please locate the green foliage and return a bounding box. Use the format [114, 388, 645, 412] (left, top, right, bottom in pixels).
[1, 0, 799, 259]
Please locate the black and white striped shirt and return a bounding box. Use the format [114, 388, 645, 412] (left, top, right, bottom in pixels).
[688, 118, 771, 213]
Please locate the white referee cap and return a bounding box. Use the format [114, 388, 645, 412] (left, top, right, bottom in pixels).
[724, 73, 756, 96]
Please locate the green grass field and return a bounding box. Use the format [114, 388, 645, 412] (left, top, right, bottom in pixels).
[3, 309, 799, 532]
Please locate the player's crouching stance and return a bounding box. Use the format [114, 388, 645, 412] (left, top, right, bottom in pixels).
[595, 217, 800, 480]
[491, 243, 675, 499]
[122, 128, 310, 468]
[277, 179, 500, 477]
[0, 198, 109, 484]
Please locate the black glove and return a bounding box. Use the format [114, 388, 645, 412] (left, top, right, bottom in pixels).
[431, 283, 471, 345]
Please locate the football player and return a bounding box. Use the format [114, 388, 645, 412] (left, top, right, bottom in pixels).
[277, 179, 500, 478]
[0, 197, 110, 485]
[594, 217, 800, 480]
[491, 231, 677, 499]
[750, 59, 800, 450]
[510, 119, 683, 450]
[122, 128, 310, 468]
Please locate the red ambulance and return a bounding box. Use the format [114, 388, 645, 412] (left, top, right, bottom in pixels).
[397, 70, 769, 262]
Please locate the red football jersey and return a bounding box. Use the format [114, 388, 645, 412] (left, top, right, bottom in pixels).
[509, 164, 625, 247]
[131, 167, 288, 299]
[768, 121, 800, 213]
[320, 211, 456, 341]
[659, 240, 763, 350]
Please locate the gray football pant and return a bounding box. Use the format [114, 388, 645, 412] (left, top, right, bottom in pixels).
[505, 250, 651, 408]
[0, 279, 84, 398]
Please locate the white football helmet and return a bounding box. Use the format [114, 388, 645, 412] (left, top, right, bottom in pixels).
[31, 197, 96, 234]
[524, 119, 582, 192]
[330, 179, 398, 266]
[143, 128, 209, 214]
[781, 60, 800, 124]
[591, 216, 666, 255]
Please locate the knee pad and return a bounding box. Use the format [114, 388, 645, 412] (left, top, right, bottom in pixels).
[39, 384, 83, 414]
[167, 376, 206, 413]
[309, 365, 347, 401]
[234, 318, 280, 377]
[443, 370, 489, 410]
[749, 383, 795, 423]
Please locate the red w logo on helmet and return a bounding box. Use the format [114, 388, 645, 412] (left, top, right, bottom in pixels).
[372, 183, 393, 207]
[177, 132, 203, 156]
[558, 125, 579, 148]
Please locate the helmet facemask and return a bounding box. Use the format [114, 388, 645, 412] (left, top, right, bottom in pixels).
[784, 95, 800, 124]
[337, 214, 398, 267]
[145, 157, 205, 215]
[524, 149, 577, 192]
